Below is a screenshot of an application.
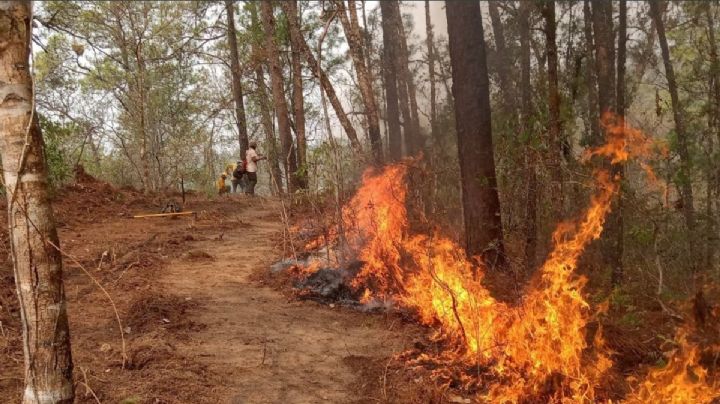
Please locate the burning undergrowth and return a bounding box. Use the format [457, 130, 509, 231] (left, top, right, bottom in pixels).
[279, 114, 719, 402]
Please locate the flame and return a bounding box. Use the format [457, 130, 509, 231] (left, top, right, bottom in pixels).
[294, 113, 718, 402]
[625, 329, 718, 403]
[343, 164, 409, 296]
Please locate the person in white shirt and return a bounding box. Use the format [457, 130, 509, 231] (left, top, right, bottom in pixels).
[244, 141, 267, 195]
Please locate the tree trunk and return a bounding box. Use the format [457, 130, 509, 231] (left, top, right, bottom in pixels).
[261, 0, 299, 193]
[335, 0, 383, 164]
[387, 1, 421, 155]
[446, 1, 505, 268]
[380, 0, 402, 160]
[225, 0, 249, 157]
[285, 0, 308, 187]
[592, 0, 624, 286]
[519, 0, 538, 272]
[424, 0, 437, 144]
[591, 0, 615, 120]
[706, 2, 720, 271]
[488, 0, 518, 125]
[0, 2, 74, 402]
[540, 1, 564, 224]
[649, 0, 695, 230]
[610, 0, 628, 287]
[249, 2, 283, 193]
[136, 45, 152, 193]
[424, 0, 439, 216]
[583, 0, 600, 144]
[283, 6, 362, 152]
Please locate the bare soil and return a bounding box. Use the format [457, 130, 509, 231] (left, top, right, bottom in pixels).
[0, 177, 418, 403]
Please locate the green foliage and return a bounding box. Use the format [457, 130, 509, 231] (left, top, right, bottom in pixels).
[39, 115, 75, 189]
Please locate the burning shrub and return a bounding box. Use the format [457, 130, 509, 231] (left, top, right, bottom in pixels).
[284, 115, 719, 402]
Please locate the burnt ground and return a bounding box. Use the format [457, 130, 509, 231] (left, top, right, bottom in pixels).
[0, 177, 419, 403]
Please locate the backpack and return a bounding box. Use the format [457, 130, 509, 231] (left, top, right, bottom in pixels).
[233, 162, 246, 179]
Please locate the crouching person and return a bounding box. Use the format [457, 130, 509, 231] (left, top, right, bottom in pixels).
[217, 173, 230, 195]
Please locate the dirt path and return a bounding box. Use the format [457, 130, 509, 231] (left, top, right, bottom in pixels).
[1, 189, 416, 403]
[160, 197, 411, 403]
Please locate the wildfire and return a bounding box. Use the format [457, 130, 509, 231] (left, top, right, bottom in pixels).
[293, 114, 718, 402]
[625, 328, 718, 404]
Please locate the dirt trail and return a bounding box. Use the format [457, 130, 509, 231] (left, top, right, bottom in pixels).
[160, 197, 411, 403]
[0, 188, 416, 403]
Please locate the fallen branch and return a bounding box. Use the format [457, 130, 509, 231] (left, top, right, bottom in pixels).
[133, 211, 195, 219]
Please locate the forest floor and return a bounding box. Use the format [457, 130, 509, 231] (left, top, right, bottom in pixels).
[0, 175, 426, 403]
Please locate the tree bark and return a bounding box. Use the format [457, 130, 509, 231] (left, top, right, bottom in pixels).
[446, 1, 505, 268]
[488, 0, 518, 125]
[136, 44, 152, 193]
[610, 0, 628, 287]
[335, 0, 383, 164]
[591, 0, 615, 120]
[519, 0, 538, 272]
[285, 0, 308, 187]
[390, 1, 423, 155]
[380, 0, 402, 160]
[380, 1, 402, 161]
[592, 0, 625, 285]
[261, 0, 299, 193]
[540, 0, 564, 223]
[225, 0, 249, 157]
[249, 2, 283, 193]
[392, 1, 422, 155]
[583, 0, 600, 144]
[705, 2, 720, 271]
[0, 2, 74, 402]
[649, 0, 695, 230]
[424, 0, 437, 144]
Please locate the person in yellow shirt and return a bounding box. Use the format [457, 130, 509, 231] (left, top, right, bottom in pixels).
[217, 173, 228, 195]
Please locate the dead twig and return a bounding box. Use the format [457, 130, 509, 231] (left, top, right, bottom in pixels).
[78, 367, 101, 404]
[113, 261, 139, 284]
[382, 355, 393, 402]
[655, 297, 685, 322]
[260, 336, 267, 366]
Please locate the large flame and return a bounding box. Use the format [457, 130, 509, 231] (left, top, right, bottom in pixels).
[296, 114, 718, 402]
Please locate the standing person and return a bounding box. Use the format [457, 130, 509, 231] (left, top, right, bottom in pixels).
[245, 141, 267, 195]
[232, 160, 246, 193]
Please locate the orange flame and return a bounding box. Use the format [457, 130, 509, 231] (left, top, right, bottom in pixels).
[295, 114, 718, 402]
[625, 328, 718, 403]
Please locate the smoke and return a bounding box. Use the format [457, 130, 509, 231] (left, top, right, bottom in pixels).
[402, 0, 448, 40]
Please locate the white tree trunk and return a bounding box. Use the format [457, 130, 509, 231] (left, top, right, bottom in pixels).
[0, 2, 74, 403]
